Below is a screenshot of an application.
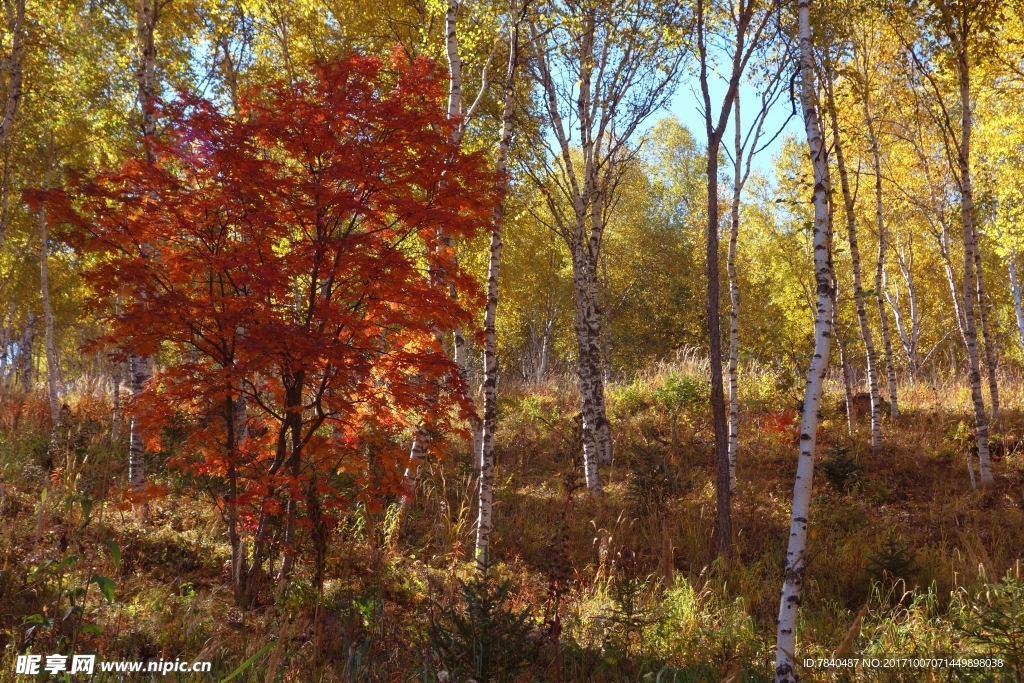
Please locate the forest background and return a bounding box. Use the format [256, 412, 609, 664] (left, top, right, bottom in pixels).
[2, 0, 1024, 681]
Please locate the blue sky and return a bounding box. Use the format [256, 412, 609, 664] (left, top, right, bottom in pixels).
[663, 71, 801, 182]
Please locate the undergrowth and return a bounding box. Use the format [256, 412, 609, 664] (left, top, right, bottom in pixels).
[1, 362, 1023, 682]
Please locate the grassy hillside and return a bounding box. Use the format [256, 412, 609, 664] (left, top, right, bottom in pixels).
[2, 360, 1023, 681]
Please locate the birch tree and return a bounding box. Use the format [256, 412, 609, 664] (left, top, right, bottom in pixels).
[854, 31, 901, 418]
[694, 0, 780, 559]
[822, 57, 883, 450]
[401, 0, 505, 511]
[897, 0, 1001, 483]
[725, 57, 790, 497]
[127, 0, 165, 514]
[774, 0, 834, 674]
[0, 0, 24, 253]
[37, 135, 61, 423]
[476, 1, 525, 562]
[528, 0, 686, 494]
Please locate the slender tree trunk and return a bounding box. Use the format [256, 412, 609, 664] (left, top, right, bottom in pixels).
[0, 0, 24, 252]
[863, 95, 899, 418]
[887, 245, 921, 379]
[774, 0, 834, 676]
[834, 296, 855, 436]
[1009, 247, 1024, 353]
[571, 247, 605, 495]
[110, 295, 122, 442]
[705, 141, 731, 560]
[955, 50, 993, 485]
[971, 226, 999, 421]
[129, 0, 160, 519]
[38, 137, 61, 423]
[830, 201, 855, 435]
[17, 312, 34, 388]
[727, 98, 742, 497]
[475, 14, 520, 562]
[588, 191, 613, 467]
[600, 255, 612, 384]
[938, 221, 968, 344]
[824, 72, 882, 450]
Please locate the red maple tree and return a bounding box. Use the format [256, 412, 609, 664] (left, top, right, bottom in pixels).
[37, 52, 493, 606]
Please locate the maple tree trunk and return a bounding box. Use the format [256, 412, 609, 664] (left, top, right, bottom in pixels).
[277, 378, 304, 590]
[864, 101, 899, 419]
[705, 137, 731, 561]
[825, 75, 881, 451]
[38, 138, 61, 423]
[1009, 247, 1024, 353]
[475, 15, 520, 563]
[971, 227, 999, 421]
[775, 0, 834, 676]
[955, 49, 993, 485]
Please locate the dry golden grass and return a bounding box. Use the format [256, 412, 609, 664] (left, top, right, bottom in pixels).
[1, 362, 1023, 681]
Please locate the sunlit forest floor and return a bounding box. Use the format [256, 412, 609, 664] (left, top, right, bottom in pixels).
[2, 356, 1024, 682]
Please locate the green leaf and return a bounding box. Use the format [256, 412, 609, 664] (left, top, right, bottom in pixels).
[219, 641, 275, 683]
[106, 540, 121, 571]
[90, 574, 116, 604]
[79, 497, 93, 529]
[80, 623, 104, 635]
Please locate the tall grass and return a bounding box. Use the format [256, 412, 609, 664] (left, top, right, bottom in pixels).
[1, 353, 1023, 681]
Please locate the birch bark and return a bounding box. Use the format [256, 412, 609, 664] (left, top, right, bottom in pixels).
[887, 252, 921, 379]
[823, 70, 882, 450]
[1009, 247, 1024, 352]
[727, 101, 742, 495]
[129, 0, 161, 516]
[0, 0, 25, 253]
[971, 226, 999, 420]
[774, 0, 834, 676]
[954, 47, 993, 484]
[528, 0, 684, 493]
[862, 90, 900, 418]
[476, 9, 521, 562]
[38, 136, 61, 423]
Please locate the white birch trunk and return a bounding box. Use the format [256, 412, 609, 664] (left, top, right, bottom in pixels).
[774, 0, 834, 676]
[971, 228, 999, 421]
[130, 0, 159, 517]
[1009, 247, 1024, 353]
[824, 74, 882, 450]
[588, 190, 613, 467]
[0, 0, 25, 253]
[887, 244, 921, 378]
[863, 97, 899, 418]
[938, 221, 968, 345]
[17, 312, 34, 388]
[475, 12, 520, 562]
[727, 98, 742, 496]
[571, 247, 605, 494]
[38, 137, 61, 423]
[955, 50, 993, 485]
